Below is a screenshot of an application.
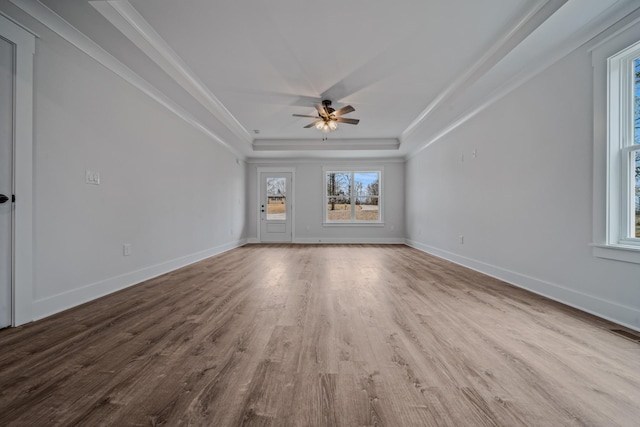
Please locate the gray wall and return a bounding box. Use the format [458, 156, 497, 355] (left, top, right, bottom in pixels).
[405, 24, 640, 331]
[247, 160, 405, 243]
[6, 8, 247, 320]
[2, 3, 638, 332]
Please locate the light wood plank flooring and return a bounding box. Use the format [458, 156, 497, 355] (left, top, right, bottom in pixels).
[1, 244, 639, 426]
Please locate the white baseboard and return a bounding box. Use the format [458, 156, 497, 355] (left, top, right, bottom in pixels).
[247, 237, 404, 244]
[31, 239, 247, 321]
[405, 239, 640, 332]
[294, 237, 405, 244]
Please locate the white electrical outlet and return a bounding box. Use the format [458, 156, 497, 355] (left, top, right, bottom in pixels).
[123, 243, 132, 256]
[85, 170, 100, 185]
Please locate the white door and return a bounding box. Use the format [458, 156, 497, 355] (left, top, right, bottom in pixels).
[260, 172, 292, 242]
[0, 36, 14, 328]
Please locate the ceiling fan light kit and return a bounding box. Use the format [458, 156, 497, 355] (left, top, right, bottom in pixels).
[315, 120, 337, 132]
[292, 100, 359, 139]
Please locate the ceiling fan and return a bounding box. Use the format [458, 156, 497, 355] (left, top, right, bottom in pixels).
[292, 100, 359, 137]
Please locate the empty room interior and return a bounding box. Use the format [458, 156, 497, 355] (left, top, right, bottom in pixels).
[1, 0, 640, 425]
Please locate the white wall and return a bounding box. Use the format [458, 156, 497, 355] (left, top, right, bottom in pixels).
[406, 25, 640, 331]
[4, 8, 247, 321]
[247, 160, 405, 243]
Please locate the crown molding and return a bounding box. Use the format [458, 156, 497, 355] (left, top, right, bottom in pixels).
[0, 9, 39, 37]
[91, 0, 253, 146]
[404, 0, 640, 160]
[246, 156, 405, 165]
[588, 4, 640, 54]
[8, 0, 245, 159]
[401, 0, 566, 142]
[252, 138, 399, 152]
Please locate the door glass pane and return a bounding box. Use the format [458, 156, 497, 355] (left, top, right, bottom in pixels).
[266, 177, 286, 220]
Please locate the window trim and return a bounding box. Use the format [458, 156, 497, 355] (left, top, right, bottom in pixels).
[606, 41, 640, 246]
[592, 25, 640, 264]
[322, 166, 383, 226]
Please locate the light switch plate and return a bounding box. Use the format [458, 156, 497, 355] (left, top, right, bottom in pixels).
[85, 170, 100, 185]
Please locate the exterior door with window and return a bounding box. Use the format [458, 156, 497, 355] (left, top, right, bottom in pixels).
[260, 172, 292, 242]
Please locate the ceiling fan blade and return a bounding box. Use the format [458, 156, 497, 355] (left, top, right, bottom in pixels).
[335, 117, 359, 125]
[304, 120, 323, 128]
[316, 103, 328, 118]
[292, 114, 321, 119]
[332, 105, 355, 117]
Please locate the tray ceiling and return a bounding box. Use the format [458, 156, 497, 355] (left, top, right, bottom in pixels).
[22, 0, 640, 159]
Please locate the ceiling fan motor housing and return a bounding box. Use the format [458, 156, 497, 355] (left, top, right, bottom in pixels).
[322, 100, 335, 115]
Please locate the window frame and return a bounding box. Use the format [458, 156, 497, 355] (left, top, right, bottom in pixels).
[592, 29, 640, 264]
[606, 40, 640, 248]
[323, 167, 383, 226]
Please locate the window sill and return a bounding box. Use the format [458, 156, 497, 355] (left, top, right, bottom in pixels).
[323, 222, 385, 227]
[591, 243, 640, 264]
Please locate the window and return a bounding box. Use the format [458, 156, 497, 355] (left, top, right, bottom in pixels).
[324, 169, 382, 224]
[634, 57, 640, 239]
[605, 39, 640, 249]
[266, 177, 287, 220]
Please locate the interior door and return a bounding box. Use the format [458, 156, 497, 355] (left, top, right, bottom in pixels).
[260, 172, 292, 242]
[0, 36, 14, 328]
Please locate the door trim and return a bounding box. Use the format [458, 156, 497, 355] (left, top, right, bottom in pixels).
[256, 167, 295, 243]
[0, 14, 35, 326]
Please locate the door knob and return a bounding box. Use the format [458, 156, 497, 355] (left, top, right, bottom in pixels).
[0, 194, 8, 204]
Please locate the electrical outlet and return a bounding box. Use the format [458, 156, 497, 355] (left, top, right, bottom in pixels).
[123, 243, 131, 256]
[459, 235, 464, 244]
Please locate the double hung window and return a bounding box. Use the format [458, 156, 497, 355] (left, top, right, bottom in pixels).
[606, 41, 640, 247]
[324, 169, 382, 224]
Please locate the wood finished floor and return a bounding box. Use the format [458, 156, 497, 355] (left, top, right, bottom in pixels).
[1, 244, 639, 426]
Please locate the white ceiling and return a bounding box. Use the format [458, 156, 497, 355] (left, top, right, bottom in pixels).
[30, 0, 640, 159]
